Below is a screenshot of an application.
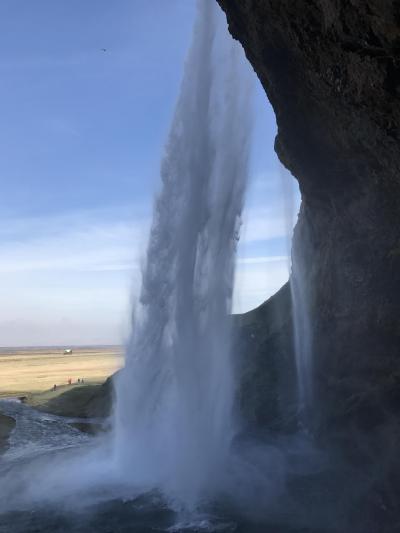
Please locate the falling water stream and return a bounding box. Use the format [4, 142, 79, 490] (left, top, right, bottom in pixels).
[291, 215, 314, 425]
[114, 0, 252, 510]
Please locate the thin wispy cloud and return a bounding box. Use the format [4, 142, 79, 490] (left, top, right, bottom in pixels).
[0, 163, 300, 346]
[238, 255, 288, 265]
[0, 222, 145, 274]
[0, 0, 301, 346]
[0, 203, 291, 274]
[233, 256, 290, 313]
[0, 195, 298, 345]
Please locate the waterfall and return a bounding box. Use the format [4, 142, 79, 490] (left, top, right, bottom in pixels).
[291, 209, 314, 425]
[279, 163, 313, 425]
[114, 0, 253, 510]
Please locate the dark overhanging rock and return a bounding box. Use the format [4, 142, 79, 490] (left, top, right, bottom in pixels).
[216, 0, 400, 527]
[216, 0, 400, 434]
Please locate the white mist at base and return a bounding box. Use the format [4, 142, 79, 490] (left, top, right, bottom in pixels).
[113, 0, 253, 511]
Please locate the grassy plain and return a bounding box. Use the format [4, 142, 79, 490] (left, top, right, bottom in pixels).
[0, 346, 123, 398]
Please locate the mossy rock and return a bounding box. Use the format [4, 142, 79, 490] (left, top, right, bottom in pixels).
[36, 377, 115, 419]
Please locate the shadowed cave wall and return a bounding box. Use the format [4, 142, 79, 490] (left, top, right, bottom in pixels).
[217, 0, 400, 438]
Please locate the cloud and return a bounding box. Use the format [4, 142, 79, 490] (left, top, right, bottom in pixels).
[233, 256, 290, 314]
[241, 168, 301, 244]
[0, 209, 146, 346]
[241, 207, 291, 243]
[0, 192, 298, 346]
[0, 317, 128, 347]
[238, 255, 288, 265]
[0, 209, 149, 274]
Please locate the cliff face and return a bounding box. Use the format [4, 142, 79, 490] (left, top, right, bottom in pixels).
[234, 283, 298, 432]
[217, 0, 400, 434]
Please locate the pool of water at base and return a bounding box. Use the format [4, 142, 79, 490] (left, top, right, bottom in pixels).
[0, 399, 338, 533]
[0, 499, 327, 533]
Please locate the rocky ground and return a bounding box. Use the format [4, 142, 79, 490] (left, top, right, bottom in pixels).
[0, 413, 16, 453]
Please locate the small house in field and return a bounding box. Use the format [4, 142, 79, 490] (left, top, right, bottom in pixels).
[63, 348, 73, 355]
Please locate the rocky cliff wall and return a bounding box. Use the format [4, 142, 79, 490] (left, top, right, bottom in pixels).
[217, 0, 400, 436]
[233, 282, 297, 432]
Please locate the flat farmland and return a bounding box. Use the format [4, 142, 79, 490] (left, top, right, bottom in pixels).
[0, 346, 123, 397]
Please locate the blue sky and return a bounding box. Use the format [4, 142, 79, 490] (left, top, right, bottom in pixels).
[0, 0, 300, 346]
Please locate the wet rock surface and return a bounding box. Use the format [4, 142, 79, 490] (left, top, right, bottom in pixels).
[216, 0, 400, 427]
[216, 1, 400, 529]
[233, 283, 297, 433]
[0, 413, 16, 454]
